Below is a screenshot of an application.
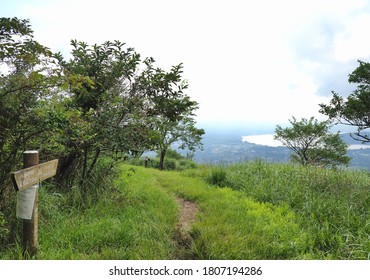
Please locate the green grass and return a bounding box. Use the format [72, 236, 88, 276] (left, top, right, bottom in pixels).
[145, 167, 311, 259]
[2, 160, 369, 260]
[42, 166, 179, 260]
[2, 165, 179, 259]
[188, 161, 370, 259]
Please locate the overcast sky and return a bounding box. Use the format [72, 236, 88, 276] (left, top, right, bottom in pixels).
[2, 0, 370, 132]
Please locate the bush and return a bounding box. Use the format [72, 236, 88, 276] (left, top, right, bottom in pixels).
[177, 159, 197, 171]
[163, 158, 176, 170]
[166, 149, 185, 160]
[128, 156, 197, 171]
[207, 167, 227, 187]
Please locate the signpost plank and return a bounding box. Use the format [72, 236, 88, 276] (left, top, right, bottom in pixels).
[11, 159, 58, 191]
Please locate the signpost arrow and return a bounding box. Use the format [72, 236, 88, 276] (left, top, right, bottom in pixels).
[11, 159, 58, 191]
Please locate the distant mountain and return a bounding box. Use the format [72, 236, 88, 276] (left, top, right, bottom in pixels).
[193, 127, 370, 170]
[193, 127, 290, 165]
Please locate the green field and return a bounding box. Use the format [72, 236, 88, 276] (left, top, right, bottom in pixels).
[1, 161, 369, 260]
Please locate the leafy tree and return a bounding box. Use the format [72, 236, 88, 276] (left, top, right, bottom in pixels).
[165, 149, 186, 160]
[274, 117, 350, 167]
[0, 17, 205, 246]
[0, 17, 205, 195]
[54, 40, 144, 190]
[0, 18, 64, 246]
[139, 59, 204, 170]
[0, 17, 62, 194]
[320, 60, 370, 143]
[151, 116, 204, 170]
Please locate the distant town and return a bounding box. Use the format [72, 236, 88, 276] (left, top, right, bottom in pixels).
[193, 126, 370, 170]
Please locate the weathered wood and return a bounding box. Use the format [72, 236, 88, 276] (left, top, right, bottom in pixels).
[11, 151, 59, 258]
[11, 159, 58, 191]
[22, 151, 39, 258]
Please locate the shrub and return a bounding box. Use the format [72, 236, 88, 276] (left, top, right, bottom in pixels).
[166, 149, 185, 160]
[128, 156, 197, 171]
[207, 167, 227, 187]
[177, 159, 197, 171]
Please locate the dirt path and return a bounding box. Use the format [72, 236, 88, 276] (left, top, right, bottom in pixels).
[172, 197, 199, 259]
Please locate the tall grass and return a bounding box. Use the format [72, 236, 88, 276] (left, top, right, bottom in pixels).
[36, 164, 315, 260]
[1, 165, 179, 259]
[2, 160, 368, 260]
[193, 161, 370, 259]
[154, 168, 311, 259]
[0, 212, 9, 243]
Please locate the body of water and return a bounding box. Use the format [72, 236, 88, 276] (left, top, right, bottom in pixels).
[242, 134, 370, 150]
[242, 134, 283, 147]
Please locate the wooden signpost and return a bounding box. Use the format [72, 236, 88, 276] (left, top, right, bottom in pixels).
[11, 158, 58, 192]
[11, 151, 58, 257]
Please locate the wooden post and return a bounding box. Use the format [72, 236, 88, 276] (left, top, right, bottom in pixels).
[11, 152, 58, 258]
[22, 150, 39, 258]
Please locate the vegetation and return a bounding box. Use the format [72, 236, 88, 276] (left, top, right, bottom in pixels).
[0, 164, 308, 260]
[137, 59, 204, 170]
[0, 17, 202, 246]
[274, 117, 350, 167]
[129, 149, 197, 171]
[1, 165, 179, 259]
[1, 162, 369, 260]
[191, 161, 370, 259]
[1, 18, 369, 261]
[52, 39, 144, 191]
[0, 17, 202, 188]
[320, 60, 370, 143]
[157, 167, 309, 259]
[0, 17, 62, 204]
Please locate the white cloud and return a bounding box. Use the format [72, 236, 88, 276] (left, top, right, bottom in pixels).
[3, 0, 370, 128]
[334, 14, 370, 62]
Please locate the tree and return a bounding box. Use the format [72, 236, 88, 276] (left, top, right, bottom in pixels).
[53, 40, 144, 190]
[0, 17, 204, 194]
[0, 18, 64, 245]
[0, 17, 62, 194]
[320, 60, 370, 143]
[139, 59, 204, 170]
[274, 117, 350, 167]
[151, 115, 204, 170]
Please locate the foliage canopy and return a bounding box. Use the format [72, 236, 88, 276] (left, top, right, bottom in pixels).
[320, 60, 370, 143]
[0, 17, 203, 203]
[274, 117, 350, 167]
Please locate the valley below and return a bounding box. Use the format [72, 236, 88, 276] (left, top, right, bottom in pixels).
[193, 127, 370, 169]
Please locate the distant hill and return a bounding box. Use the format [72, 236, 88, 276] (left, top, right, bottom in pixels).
[193, 127, 290, 165]
[193, 127, 370, 170]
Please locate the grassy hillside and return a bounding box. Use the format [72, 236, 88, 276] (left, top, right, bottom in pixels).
[187, 161, 370, 259]
[1, 161, 369, 259]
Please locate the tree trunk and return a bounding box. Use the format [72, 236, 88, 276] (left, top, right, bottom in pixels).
[86, 147, 100, 180]
[81, 146, 88, 186]
[55, 152, 78, 189]
[159, 148, 167, 171]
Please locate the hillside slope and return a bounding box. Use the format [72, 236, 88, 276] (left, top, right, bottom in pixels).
[39, 164, 310, 260]
[2, 163, 368, 260]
